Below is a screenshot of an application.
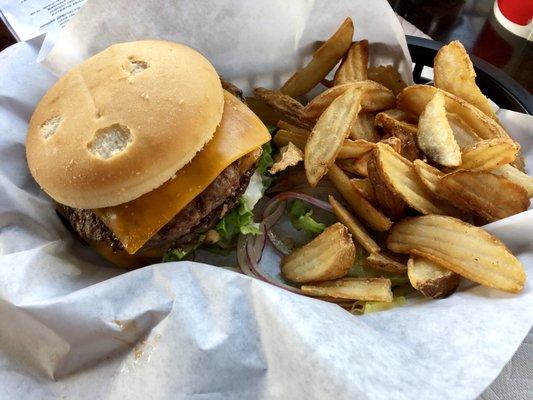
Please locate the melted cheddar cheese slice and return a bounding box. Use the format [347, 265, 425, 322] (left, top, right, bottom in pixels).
[94, 91, 270, 254]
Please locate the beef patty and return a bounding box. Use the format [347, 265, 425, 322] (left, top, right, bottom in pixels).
[57, 158, 256, 253]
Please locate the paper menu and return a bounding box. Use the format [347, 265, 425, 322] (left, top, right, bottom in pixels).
[0, 0, 85, 41]
[0, 1, 532, 399]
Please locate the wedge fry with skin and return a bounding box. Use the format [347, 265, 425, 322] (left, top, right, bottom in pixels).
[301, 278, 393, 301]
[276, 120, 311, 135]
[276, 132, 376, 161]
[447, 112, 481, 149]
[375, 111, 422, 161]
[387, 215, 526, 293]
[413, 160, 465, 216]
[413, 160, 445, 194]
[513, 153, 526, 172]
[281, 223, 355, 283]
[280, 18, 354, 98]
[303, 81, 395, 121]
[367, 65, 407, 95]
[373, 143, 460, 216]
[460, 138, 519, 171]
[337, 139, 375, 159]
[417, 92, 461, 167]
[328, 163, 392, 231]
[368, 152, 406, 219]
[407, 256, 460, 299]
[397, 85, 509, 140]
[437, 170, 530, 221]
[321, 78, 334, 88]
[334, 40, 369, 85]
[338, 154, 370, 177]
[305, 87, 362, 186]
[367, 252, 407, 273]
[246, 97, 288, 126]
[380, 137, 402, 153]
[269, 142, 303, 174]
[253, 88, 308, 128]
[351, 178, 376, 203]
[434, 41, 497, 120]
[493, 164, 533, 197]
[274, 129, 308, 150]
[378, 108, 418, 124]
[350, 112, 380, 142]
[328, 195, 381, 253]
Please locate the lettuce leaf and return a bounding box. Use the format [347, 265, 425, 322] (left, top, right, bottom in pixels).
[215, 142, 274, 246]
[257, 142, 274, 188]
[215, 198, 261, 247]
[163, 234, 205, 262]
[362, 296, 406, 314]
[287, 199, 325, 236]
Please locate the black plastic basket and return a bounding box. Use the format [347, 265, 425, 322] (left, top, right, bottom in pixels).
[407, 35, 532, 115]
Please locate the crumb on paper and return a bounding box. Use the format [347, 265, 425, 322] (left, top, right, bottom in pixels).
[269, 142, 303, 174]
[134, 338, 147, 360]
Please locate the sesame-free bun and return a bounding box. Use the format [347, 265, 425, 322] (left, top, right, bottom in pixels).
[26, 40, 224, 209]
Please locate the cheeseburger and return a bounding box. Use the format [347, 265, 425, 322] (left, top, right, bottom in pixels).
[26, 41, 271, 268]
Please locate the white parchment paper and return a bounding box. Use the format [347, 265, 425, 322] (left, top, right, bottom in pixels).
[0, 1, 531, 399]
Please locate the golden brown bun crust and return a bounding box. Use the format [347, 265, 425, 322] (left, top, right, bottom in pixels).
[26, 40, 224, 209]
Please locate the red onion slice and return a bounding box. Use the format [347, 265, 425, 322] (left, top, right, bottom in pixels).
[267, 229, 291, 256]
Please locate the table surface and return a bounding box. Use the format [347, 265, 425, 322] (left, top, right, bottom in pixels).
[388, 0, 532, 93]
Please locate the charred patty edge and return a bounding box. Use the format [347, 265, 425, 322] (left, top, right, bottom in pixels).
[57, 160, 256, 254]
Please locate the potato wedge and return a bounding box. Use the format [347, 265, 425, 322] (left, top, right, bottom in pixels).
[417, 91, 461, 167]
[328, 163, 392, 231]
[380, 137, 402, 154]
[447, 112, 481, 149]
[372, 143, 460, 216]
[276, 120, 311, 135]
[434, 41, 496, 120]
[368, 152, 406, 219]
[413, 160, 466, 217]
[375, 111, 422, 161]
[301, 277, 393, 301]
[350, 112, 380, 142]
[337, 153, 370, 177]
[413, 160, 444, 194]
[387, 215, 526, 293]
[397, 85, 509, 140]
[245, 97, 287, 126]
[280, 18, 354, 97]
[437, 170, 530, 222]
[328, 195, 380, 253]
[460, 138, 519, 171]
[379, 108, 418, 124]
[321, 78, 334, 88]
[351, 178, 376, 203]
[305, 87, 362, 186]
[493, 164, 533, 197]
[407, 256, 460, 299]
[303, 81, 395, 121]
[337, 139, 375, 159]
[253, 88, 309, 128]
[367, 252, 407, 273]
[274, 129, 309, 150]
[334, 40, 369, 85]
[367, 65, 407, 95]
[276, 132, 377, 162]
[281, 222, 355, 283]
[269, 142, 303, 174]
